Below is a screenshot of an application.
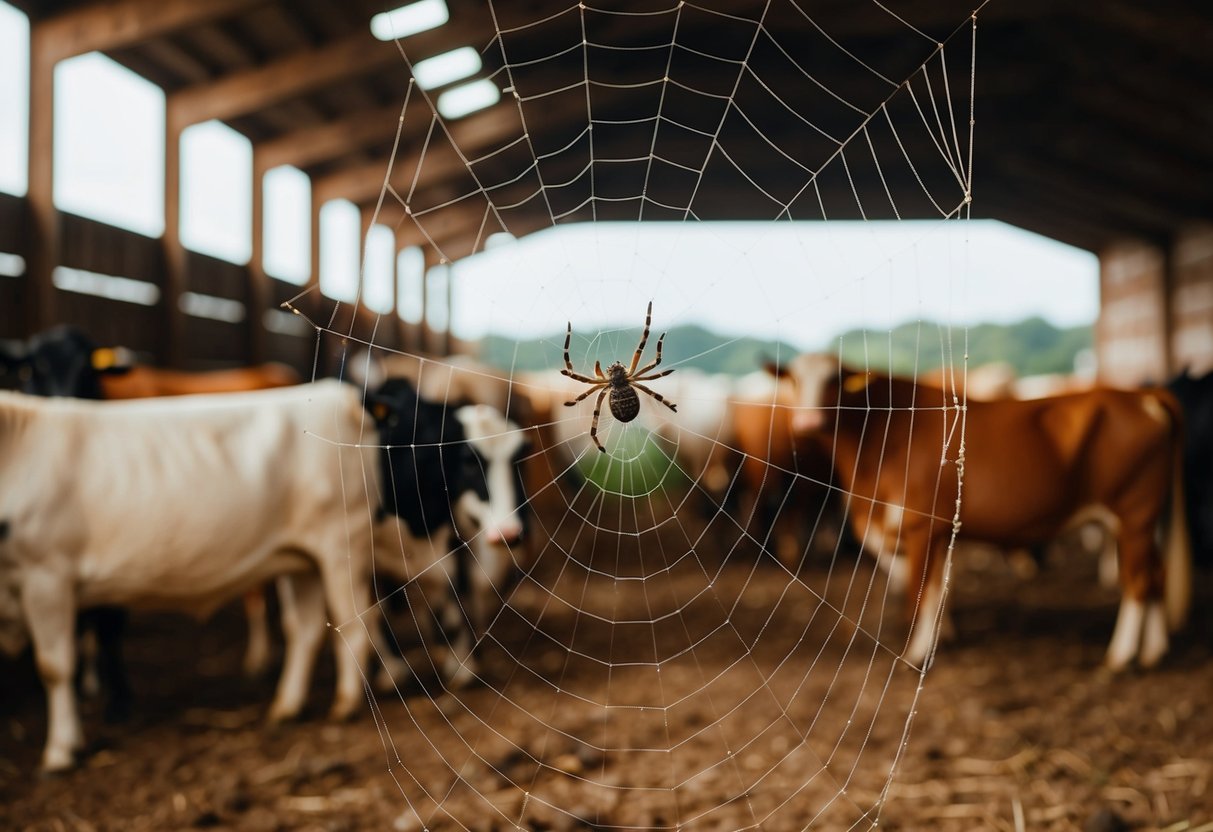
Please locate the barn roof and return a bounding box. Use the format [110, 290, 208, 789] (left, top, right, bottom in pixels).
[13, 0, 1212, 256]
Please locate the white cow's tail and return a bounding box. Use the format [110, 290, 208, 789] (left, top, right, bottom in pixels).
[1163, 401, 1192, 633]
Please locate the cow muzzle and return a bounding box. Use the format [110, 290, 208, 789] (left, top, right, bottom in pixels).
[483, 520, 524, 546]
[791, 410, 825, 435]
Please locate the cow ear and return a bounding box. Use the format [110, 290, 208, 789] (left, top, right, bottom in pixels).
[763, 359, 788, 378]
[842, 371, 872, 393]
[91, 346, 135, 374]
[367, 396, 394, 424]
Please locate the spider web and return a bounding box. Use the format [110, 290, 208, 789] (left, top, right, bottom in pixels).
[311, 2, 979, 828]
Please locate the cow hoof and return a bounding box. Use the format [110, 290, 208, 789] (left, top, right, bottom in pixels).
[266, 702, 303, 725]
[40, 748, 78, 777]
[1138, 640, 1168, 670]
[328, 700, 360, 723]
[443, 652, 480, 689]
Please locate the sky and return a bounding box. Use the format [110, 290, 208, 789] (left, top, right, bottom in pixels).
[0, 1, 1099, 349]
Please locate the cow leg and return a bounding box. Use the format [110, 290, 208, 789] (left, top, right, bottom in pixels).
[22, 571, 83, 772]
[268, 572, 326, 723]
[902, 531, 950, 669]
[1106, 528, 1167, 670]
[315, 557, 371, 721]
[241, 588, 272, 678]
[369, 616, 412, 692]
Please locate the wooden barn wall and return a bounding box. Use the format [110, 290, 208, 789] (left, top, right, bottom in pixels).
[182, 250, 251, 370]
[1098, 231, 1213, 386]
[1171, 225, 1213, 376]
[56, 211, 165, 357]
[0, 197, 417, 377]
[0, 193, 27, 337]
[1097, 241, 1169, 387]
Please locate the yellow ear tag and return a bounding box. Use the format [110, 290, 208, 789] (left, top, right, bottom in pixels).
[371, 402, 390, 422]
[842, 373, 871, 393]
[91, 348, 116, 370]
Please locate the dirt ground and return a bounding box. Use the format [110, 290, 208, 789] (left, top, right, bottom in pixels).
[3, 494, 1213, 832]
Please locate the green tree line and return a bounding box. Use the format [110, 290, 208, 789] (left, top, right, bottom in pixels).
[477, 316, 1092, 377]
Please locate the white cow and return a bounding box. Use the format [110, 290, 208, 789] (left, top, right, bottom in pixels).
[0, 381, 376, 772]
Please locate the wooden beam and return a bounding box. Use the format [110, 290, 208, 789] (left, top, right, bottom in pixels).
[168, 33, 399, 127]
[248, 148, 271, 363]
[26, 23, 59, 336]
[38, 0, 269, 63]
[310, 101, 528, 205]
[256, 104, 404, 172]
[310, 89, 598, 208]
[163, 103, 189, 366]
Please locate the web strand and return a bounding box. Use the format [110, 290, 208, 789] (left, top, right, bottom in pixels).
[328, 3, 983, 829]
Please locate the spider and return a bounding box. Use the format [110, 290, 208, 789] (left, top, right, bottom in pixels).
[563, 301, 677, 452]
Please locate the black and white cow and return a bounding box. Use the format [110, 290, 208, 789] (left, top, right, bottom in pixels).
[0, 381, 376, 772]
[369, 377, 530, 685]
[1169, 369, 1213, 568]
[0, 326, 133, 398]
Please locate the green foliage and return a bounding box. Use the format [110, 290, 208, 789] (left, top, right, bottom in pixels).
[578, 428, 682, 496]
[477, 317, 1092, 377]
[834, 317, 1093, 376]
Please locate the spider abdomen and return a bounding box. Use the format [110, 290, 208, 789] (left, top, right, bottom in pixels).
[609, 385, 641, 423]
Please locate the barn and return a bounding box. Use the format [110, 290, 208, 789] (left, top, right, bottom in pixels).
[1, 1, 1211, 830]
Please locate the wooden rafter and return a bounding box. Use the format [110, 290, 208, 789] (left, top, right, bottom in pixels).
[36, 0, 270, 62]
[168, 32, 399, 126]
[256, 104, 406, 172]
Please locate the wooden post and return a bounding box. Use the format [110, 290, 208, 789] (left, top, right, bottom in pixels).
[26, 24, 58, 336]
[248, 150, 270, 364]
[444, 257, 454, 356]
[162, 104, 188, 367]
[421, 245, 443, 355]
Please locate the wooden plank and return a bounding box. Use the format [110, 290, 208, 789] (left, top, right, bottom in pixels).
[249, 149, 270, 363]
[26, 24, 58, 337]
[168, 32, 398, 127]
[256, 104, 405, 172]
[310, 99, 543, 205]
[163, 102, 188, 366]
[37, 0, 270, 62]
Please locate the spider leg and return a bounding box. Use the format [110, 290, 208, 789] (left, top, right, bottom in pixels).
[564, 384, 605, 407]
[562, 321, 601, 383]
[632, 331, 667, 377]
[562, 369, 600, 384]
[632, 381, 677, 413]
[633, 368, 675, 382]
[588, 388, 608, 452]
[628, 301, 654, 375]
[594, 361, 605, 380]
[563, 322, 574, 371]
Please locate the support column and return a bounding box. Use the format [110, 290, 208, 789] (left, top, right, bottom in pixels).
[26, 24, 58, 336]
[444, 258, 454, 356]
[248, 151, 270, 364]
[163, 104, 188, 367]
[421, 245, 443, 355]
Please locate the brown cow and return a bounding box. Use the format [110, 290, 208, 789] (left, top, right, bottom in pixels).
[101, 363, 301, 399]
[730, 369, 842, 568]
[775, 353, 1190, 670]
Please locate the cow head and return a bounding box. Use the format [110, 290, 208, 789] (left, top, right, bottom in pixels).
[453, 404, 530, 548]
[764, 353, 870, 435]
[367, 379, 530, 547]
[0, 326, 133, 399]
